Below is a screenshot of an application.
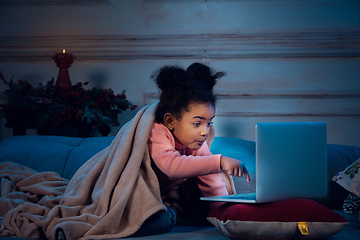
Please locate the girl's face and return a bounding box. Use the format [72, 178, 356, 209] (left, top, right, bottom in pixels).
[166, 102, 215, 150]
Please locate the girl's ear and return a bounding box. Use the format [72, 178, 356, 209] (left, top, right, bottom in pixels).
[163, 113, 175, 131]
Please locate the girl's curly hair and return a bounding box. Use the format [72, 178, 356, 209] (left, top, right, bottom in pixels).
[151, 62, 225, 123]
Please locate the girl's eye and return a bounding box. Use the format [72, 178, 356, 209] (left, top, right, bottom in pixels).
[193, 121, 213, 127]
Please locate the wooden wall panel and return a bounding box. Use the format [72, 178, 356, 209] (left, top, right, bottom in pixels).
[0, 1, 359, 145]
[0, 32, 359, 61]
[144, 90, 360, 146]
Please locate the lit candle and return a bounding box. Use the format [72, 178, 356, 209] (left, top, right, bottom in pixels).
[52, 50, 76, 91]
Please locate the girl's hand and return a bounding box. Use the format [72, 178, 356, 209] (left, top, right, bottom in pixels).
[220, 156, 251, 182]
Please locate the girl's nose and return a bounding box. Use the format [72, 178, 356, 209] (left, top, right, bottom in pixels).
[201, 126, 209, 136]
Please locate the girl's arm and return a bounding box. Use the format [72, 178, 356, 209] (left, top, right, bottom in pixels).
[148, 124, 221, 179]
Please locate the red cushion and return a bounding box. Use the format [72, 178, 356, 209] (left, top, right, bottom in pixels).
[208, 199, 348, 223]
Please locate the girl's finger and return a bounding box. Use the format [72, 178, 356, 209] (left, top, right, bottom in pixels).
[242, 165, 251, 182]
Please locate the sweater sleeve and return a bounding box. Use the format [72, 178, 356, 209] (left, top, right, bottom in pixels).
[192, 132, 229, 207]
[148, 123, 222, 179]
[197, 173, 228, 197]
[197, 173, 229, 209]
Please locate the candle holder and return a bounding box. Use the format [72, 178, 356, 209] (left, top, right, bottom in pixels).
[52, 50, 76, 91]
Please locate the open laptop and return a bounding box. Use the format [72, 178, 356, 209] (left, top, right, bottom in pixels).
[201, 122, 328, 203]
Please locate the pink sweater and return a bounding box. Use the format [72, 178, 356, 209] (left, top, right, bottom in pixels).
[147, 122, 228, 202]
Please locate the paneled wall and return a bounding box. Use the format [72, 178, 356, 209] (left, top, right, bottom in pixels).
[0, 0, 359, 146]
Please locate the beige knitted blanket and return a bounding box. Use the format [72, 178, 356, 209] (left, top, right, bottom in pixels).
[0, 102, 167, 239]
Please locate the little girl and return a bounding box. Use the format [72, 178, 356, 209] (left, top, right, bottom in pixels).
[147, 63, 250, 218]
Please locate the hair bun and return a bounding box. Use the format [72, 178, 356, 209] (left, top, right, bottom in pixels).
[151, 65, 188, 92]
[186, 62, 225, 90]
